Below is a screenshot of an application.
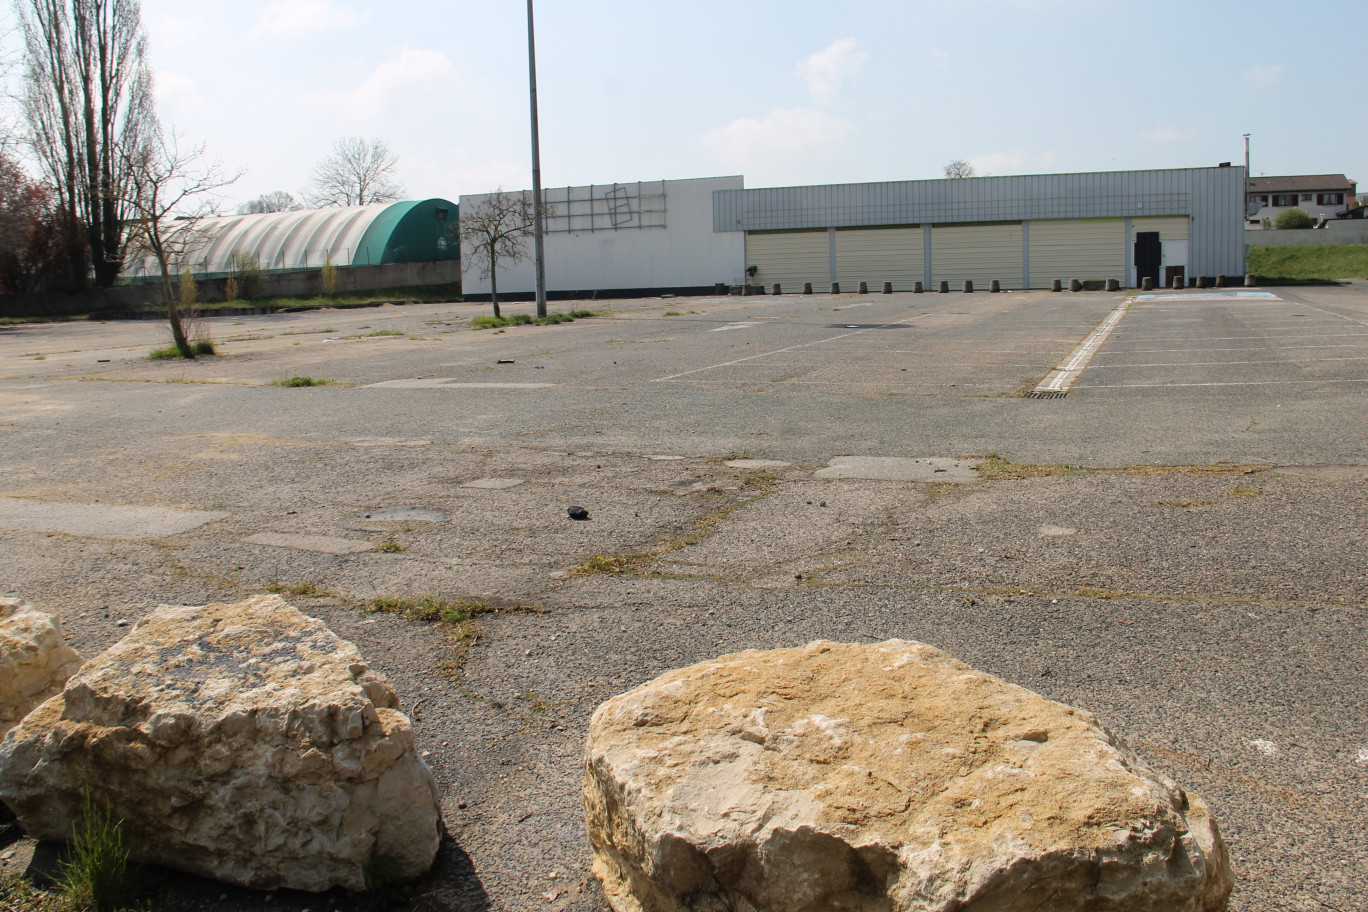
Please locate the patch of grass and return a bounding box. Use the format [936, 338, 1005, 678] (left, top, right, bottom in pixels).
[1250, 244, 1368, 282]
[267, 376, 333, 387]
[363, 329, 405, 337]
[377, 538, 404, 553]
[663, 311, 682, 316]
[0, 315, 50, 325]
[470, 309, 602, 330]
[265, 580, 331, 598]
[571, 553, 651, 576]
[146, 339, 214, 361]
[974, 455, 1272, 481]
[1228, 486, 1264, 497]
[59, 792, 130, 912]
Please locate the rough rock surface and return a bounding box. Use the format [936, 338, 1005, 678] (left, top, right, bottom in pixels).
[0, 598, 83, 737]
[0, 595, 442, 892]
[584, 640, 1232, 912]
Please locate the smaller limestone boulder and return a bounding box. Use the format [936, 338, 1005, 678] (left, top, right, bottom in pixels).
[0, 598, 83, 738]
[585, 640, 1232, 912]
[0, 595, 442, 892]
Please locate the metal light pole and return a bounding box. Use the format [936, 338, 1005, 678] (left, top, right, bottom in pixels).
[527, 0, 548, 318]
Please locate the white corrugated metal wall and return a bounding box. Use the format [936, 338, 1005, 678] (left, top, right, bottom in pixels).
[932, 223, 1023, 289]
[746, 230, 829, 290]
[1028, 219, 1125, 287]
[834, 227, 924, 290]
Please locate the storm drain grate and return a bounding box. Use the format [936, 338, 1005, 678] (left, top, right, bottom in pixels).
[1026, 390, 1068, 400]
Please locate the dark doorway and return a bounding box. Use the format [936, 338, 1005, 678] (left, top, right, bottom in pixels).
[1134, 231, 1161, 287]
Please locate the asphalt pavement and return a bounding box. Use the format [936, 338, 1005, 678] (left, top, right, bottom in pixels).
[1, 285, 1365, 911]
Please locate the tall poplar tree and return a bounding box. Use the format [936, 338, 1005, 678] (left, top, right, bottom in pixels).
[16, 0, 156, 287]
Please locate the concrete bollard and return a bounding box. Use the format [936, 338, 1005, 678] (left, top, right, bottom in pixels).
[1173, 275, 1184, 290]
[1215, 274, 1227, 287]
[1244, 274, 1256, 287]
[803, 282, 813, 295]
[742, 284, 753, 296]
[962, 280, 973, 293]
[913, 281, 924, 293]
[1051, 279, 1062, 292]
[939, 280, 950, 294]
[1070, 279, 1082, 292]
[830, 282, 840, 294]
[772, 283, 782, 295]
[883, 281, 893, 294]
[990, 280, 1001, 293]
[1106, 279, 1120, 292]
[858, 281, 868, 294]
[1141, 277, 1153, 291]
[1197, 275, 1211, 289]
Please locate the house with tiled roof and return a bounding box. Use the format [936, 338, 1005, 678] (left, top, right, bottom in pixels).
[1247, 174, 1356, 227]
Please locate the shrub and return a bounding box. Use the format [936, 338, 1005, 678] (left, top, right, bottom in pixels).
[228, 250, 264, 299]
[321, 250, 338, 295]
[1274, 208, 1314, 230]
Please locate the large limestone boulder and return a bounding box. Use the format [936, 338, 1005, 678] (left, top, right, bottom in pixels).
[584, 640, 1232, 912]
[0, 598, 83, 738]
[0, 595, 442, 892]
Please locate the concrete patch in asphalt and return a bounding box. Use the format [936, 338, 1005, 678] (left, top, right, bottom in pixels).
[362, 379, 555, 389]
[725, 459, 793, 470]
[0, 497, 227, 539]
[462, 478, 526, 490]
[1038, 524, 1078, 537]
[344, 507, 448, 531]
[242, 532, 374, 554]
[814, 456, 980, 482]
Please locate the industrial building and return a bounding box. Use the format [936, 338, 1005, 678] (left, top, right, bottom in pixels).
[459, 167, 1246, 299]
[124, 198, 459, 280]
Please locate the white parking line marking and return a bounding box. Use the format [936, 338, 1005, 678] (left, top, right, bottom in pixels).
[709, 322, 760, 332]
[1032, 299, 1132, 395]
[1075, 378, 1368, 389]
[655, 316, 927, 382]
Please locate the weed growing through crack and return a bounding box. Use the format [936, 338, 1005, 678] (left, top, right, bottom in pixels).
[377, 539, 405, 553]
[363, 596, 541, 676]
[264, 581, 331, 598]
[147, 340, 214, 360]
[570, 553, 650, 576]
[267, 376, 333, 387]
[470, 310, 600, 330]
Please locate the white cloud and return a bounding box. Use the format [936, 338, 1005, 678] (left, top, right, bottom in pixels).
[968, 149, 1027, 175]
[1140, 123, 1197, 143]
[154, 71, 204, 121]
[1243, 64, 1282, 86]
[248, 0, 363, 40]
[351, 49, 459, 117]
[798, 38, 868, 106]
[702, 106, 850, 182]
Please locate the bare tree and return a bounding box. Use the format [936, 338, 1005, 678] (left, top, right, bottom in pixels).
[457, 188, 553, 318]
[16, 0, 158, 287]
[943, 159, 975, 179]
[121, 131, 240, 357]
[237, 190, 300, 214]
[301, 137, 404, 208]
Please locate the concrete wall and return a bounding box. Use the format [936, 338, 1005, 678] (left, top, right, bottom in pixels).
[459, 176, 746, 296]
[0, 259, 461, 318]
[1246, 222, 1368, 247]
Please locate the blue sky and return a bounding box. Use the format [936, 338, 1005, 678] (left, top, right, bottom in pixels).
[8, 0, 1367, 209]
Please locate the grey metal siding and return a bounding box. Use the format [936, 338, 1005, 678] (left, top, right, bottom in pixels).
[714, 168, 1244, 277]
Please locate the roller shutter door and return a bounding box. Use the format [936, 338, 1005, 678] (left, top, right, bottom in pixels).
[1132, 216, 1189, 240]
[1028, 219, 1125, 288]
[932, 223, 1023, 289]
[747, 230, 829, 290]
[834, 227, 924, 291]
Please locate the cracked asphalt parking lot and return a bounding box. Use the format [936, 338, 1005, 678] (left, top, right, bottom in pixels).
[1, 284, 1366, 911]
